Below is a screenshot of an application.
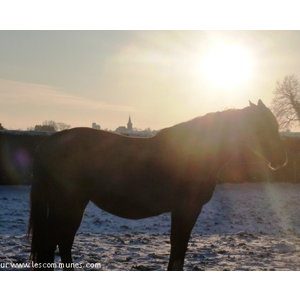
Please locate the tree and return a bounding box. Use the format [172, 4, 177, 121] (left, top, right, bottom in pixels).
[33, 120, 71, 132]
[56, 122, 71, 131]
[272, 74, 300, 129]
[34, 124, 56, 132]
[0, 123, 4, 130]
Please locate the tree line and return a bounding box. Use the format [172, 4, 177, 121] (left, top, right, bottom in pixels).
[1, 120, 71, 132]
[1, 120, 72, 132]
[29, 120, 71, 132]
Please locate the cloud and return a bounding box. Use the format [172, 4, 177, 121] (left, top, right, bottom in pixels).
[0, 78, 136, 113]
[0, 78, 143, 130]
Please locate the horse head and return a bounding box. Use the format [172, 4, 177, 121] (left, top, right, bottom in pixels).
[243, 99, 287, 170]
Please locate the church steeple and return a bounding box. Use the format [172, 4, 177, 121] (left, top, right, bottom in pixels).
[127, 115, 133, 131]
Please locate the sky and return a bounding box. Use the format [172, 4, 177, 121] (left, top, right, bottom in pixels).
[1, 30, 300, 131]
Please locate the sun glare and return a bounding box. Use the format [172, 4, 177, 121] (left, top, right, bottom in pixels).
[202, 44, 253, 89]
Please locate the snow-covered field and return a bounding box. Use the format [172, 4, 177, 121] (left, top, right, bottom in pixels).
[1, 183, 300, 271]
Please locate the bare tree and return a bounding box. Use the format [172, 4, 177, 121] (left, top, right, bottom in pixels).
[56, 122, 71, 131]
[35, 123, 56, 132]
[33, 120, 71, 132]
[42, 120, 57, 131]
[272, 74, 300, 129]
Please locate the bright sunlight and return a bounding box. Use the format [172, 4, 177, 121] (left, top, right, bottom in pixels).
[202, 43, 254, 89]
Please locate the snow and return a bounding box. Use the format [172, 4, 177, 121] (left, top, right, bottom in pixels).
[1, 183, 300, 271]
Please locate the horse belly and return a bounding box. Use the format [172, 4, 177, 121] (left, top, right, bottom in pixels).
[90, 187, 171, 220]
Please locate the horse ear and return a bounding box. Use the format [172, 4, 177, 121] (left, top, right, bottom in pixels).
[257, 99, 266, 108]
[249, 101, 256, 107]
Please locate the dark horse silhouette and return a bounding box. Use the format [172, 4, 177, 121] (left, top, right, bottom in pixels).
[28, 100, 286, 270]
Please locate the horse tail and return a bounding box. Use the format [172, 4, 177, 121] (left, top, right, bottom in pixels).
[28, 153, 57, 269]
[28, 181, 46, 265]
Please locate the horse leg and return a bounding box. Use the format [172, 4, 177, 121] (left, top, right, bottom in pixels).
[168, 204, 203, 271]
[29, 182, 60, 271]
[58, 202, 87, 271]
[32, 217, 59, 270]
[58, 235, 76, 271]
[35, 239, 57, 270]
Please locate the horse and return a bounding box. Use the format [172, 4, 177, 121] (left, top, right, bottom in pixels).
[28, 100, 286, 271]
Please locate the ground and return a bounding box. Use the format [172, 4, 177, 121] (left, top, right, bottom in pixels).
[1, 183, 300, 271]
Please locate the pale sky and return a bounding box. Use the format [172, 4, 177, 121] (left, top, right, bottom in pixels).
[1, 30, 300, 131]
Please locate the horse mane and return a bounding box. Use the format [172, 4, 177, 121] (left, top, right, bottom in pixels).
[156, 108, 244, 138]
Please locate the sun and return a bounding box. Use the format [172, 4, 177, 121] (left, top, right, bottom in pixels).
[202, 44, 253, 89]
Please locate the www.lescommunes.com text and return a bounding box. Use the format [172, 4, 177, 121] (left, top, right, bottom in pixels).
[1, 261, 102, 269]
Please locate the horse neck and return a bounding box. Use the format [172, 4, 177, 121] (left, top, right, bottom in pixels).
[215, 109, 247, 161]
[156, 109, 246, 163]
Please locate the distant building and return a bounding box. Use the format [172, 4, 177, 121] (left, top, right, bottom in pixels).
[115, 115, 157, 137]
[127, 115, 133, 131]
[92, 122, 101, 130]
[115, 115, 133, 135]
